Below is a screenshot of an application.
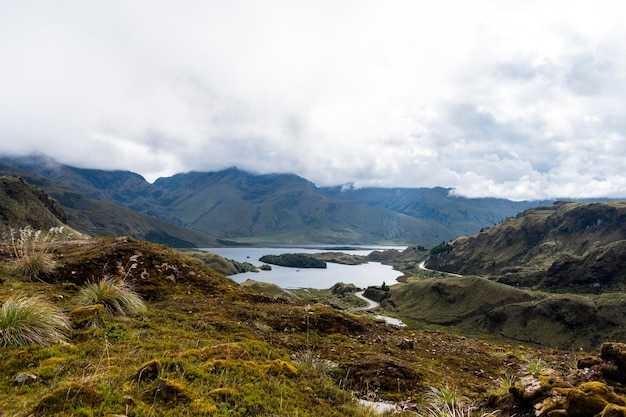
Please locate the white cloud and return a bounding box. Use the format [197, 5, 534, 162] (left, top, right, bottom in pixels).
[1, 0, 626, 199]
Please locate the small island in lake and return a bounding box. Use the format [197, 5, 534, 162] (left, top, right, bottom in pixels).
[259, 253, 327, 268]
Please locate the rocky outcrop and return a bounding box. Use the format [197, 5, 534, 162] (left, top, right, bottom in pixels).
[505, 342, 626, 417]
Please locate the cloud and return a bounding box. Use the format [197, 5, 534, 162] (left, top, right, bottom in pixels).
[1, 0, 626, 200]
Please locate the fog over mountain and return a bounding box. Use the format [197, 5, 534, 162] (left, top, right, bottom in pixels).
[2, 1, 626, 200]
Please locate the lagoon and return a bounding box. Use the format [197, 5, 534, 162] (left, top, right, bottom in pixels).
[200, 246, 405, 289]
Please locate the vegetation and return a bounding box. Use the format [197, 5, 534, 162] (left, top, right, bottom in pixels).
[1, 157, 540, 245]
[74, 275, 146, 316]
[6, 226, 60, 281]
[430, 241, 453, 255]
[0, 296, 69, 347]
[1, 236, 578, 416]
[259, 253, 327, 268]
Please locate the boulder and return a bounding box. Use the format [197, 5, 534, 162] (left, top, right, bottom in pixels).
[13, 372, 37, 385]
[601, 343, 626, 381]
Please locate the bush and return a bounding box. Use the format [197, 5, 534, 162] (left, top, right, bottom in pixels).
[75, 276, 146, 316]
[7, 226, 59, 280]
[0, 296, 70, 347]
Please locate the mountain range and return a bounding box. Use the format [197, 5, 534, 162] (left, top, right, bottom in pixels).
[1, 154, 547, 245]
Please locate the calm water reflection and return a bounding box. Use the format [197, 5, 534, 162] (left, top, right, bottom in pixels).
[200, 246, 405, 289]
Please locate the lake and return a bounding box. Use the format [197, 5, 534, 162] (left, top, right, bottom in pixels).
[199, 246, 405, 289]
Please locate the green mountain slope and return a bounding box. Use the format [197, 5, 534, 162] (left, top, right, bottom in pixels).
[152, 168, 451, 244]
[323, 185, 545, 237]
[0, 162, 219, 247]
[1, 155, 546, 245]
[0, 176, 68, 233]
[425, 201, 626, 291]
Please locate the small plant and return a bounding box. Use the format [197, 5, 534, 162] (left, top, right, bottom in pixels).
[525, 358, 545, 374]
[75, 275, 146, 316]
[0, 296, 70, 347]
[420, 385, 470, 417]
[292, 349, 339, 377]
[495, 374, 518, 395]
[7, 226, 60, 280]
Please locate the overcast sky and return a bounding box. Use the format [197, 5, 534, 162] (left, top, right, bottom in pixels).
[1, 1, 626, 200]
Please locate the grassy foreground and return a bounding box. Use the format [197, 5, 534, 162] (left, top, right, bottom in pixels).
[0, 237, 575, 416]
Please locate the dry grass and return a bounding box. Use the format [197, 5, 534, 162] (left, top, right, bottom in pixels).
[0, 295, 70, 347]
[74, 275, 146, 316]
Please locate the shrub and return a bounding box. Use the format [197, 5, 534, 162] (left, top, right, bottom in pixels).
[7, 226, 59, 280]
[420, 385, 469, 417]
[75, 276, 146, 316]
[292, 349, 339, 377]
[0, 296, 70, 347]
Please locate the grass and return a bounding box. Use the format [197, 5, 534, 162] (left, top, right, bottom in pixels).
[292, 349, 339, 377]
[0, 295, 70, 347]
[6, 226, 59, 281]
[0, 237, 578, 416]
[524, 357, 546, 374]
[74, 275, 146, 316]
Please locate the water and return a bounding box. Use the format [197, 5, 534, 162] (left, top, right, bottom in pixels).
[199, 246, 405, 289]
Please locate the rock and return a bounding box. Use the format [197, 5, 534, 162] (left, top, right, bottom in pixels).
[330, 282, 358, 297]
[601, 403, 626, 417]
[577, 356, 602, 369]
[511, 371, 570, 403]
[556, 381, 625, 417]
[601, 343, 626, 381]
[13, 372, 37, 385]
[399, 338, 414, 350]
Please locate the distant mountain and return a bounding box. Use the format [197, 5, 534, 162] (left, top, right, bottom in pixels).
[322, 185, 544, 237]
[425, 200, 626, 291]
[1, 154, 547, 245]
[0, 160, 220, 248]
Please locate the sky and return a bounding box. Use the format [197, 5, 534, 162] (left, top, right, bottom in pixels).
[1, 1, 626, 200]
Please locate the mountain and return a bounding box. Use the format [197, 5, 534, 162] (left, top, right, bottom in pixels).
[0, 175, 69, 234]
[425, 200, 626, 291]
[322, 185, 546, 237]
[1, 155, 547, 245]
[0, 161, 220, 248]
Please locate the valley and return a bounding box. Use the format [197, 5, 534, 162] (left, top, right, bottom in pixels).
[2, 166, 626, 416]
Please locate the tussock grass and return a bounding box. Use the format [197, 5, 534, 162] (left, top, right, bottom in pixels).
[75, 276, 146, 316]
[292, 349, 339, 377]
[0, 296, 70, 347]
[7, 226, 60, 280]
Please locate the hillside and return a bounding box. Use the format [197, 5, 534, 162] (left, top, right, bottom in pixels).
[3, 189, 626, 415]
[425, 201, 626, 291]
[2, 155, 544, 245]
[0, 176, 67, 234]
[0, 162, 220, 248]
[0, 236, 566, 416]
[323, 185, 543, 237]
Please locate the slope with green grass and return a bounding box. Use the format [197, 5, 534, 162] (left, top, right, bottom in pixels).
[1, 236, 577, 416]
[426, 201, 626, 291]
[0, 163, 220, 247]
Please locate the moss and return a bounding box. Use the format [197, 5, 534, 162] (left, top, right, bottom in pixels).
[134, 359, 162, 383]
[208, 387, 239, 402]
[602, 403, 626, 417]
[69, 304, 106, 328]
[147, 378, 192, 405]
[265, 359, 298, 378]
[191, 398, 218, 414]
[35, 382, 102, 414]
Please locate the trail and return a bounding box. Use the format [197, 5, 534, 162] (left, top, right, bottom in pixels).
[352, 291, 379, 311]
[418, 261, 462, 277]
[351, 291, 405, 326]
